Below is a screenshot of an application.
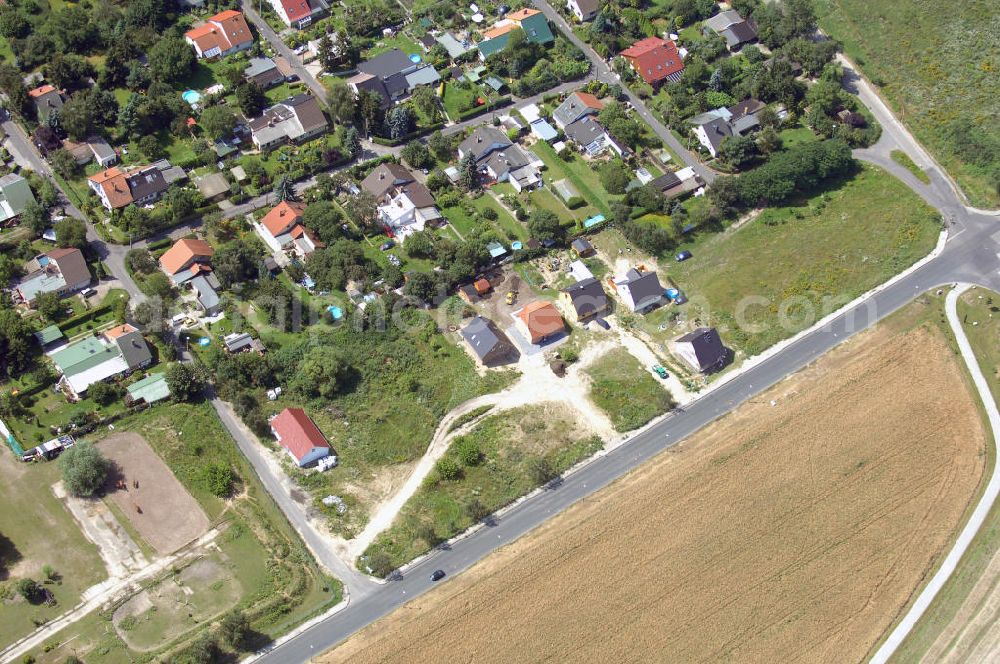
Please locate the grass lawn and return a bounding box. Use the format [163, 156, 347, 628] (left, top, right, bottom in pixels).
[360, 404, 605, 574]
[532, 140, 614, 217]
[891, 149, 931, 184]
[0, 451, 106, 649]
[777, 123, 819, 149]
[363, 33, 423, 59]
[265, 81, 308, 103]
[260, 312, 519, 538]
[529, 187, 584, 227]
[816, 0, 1000, 207]
[662, 164, 942, 357]
[887, 287, 1000, 661]
[441, 82, 481, 121]
[586, 348, 675, 432]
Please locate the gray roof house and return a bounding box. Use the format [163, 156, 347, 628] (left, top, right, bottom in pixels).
[348, 48, 440, 106]
[461, 316, 518, 366]
[561, 277, 608, 322]
[0, 173, 37, 222]
[613, 268, 663, 312]
[244, 56, 285, 89]
[672, 327, 728, 373]
[190, 272, 222, 314]
[690, 98, 767, 156]
[552, 90, 604, 129]
[564, 117, 624, 157]
[458, 126, 513, 163]
[361, 162, 416, 198]
[250, 94, 328, 151]
[458, 126, 542, 191]
[87, 136, 117, 167]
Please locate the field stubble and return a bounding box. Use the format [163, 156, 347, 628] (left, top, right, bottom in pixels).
[323, 320, 986, 664]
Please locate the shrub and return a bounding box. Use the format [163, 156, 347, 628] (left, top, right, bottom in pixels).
[87, 381, 118, 406]
[60, 441, 112, 497]
[435, 457, 462, 481]
[565, 196, 585, 209]
[200, 463, 235, 498]
[15, 578, 41, 602]
[454, 438, 482, 466]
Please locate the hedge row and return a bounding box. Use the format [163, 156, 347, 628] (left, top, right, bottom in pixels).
[371, 122, 446, 147]
[456, 96, 512, 121]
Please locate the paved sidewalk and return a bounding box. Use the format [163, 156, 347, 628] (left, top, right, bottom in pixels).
[870, 285, 1000, 663]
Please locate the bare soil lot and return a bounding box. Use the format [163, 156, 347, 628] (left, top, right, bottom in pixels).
[100, 432, 210, 555]
[323, 321, 986, 664]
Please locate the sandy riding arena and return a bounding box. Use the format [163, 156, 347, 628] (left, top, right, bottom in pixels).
[323, 323, 986, 664]
[101, 432, 209, 555]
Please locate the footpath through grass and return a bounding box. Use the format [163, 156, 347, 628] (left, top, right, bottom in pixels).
[664, 165, 941, 357]
[586, 348, 674, 432]
[816, 0, 1000, 207]
[361, 404, 604, 576]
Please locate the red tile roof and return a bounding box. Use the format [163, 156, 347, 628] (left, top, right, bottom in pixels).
[88, 167, 133, 209]
[517, 301, 565, 344]
[573, 91, 603, 110]
[185, 10, 252, 55]
[159, 238, 214, 275]
[261, 201, 305, 236]
[104, 323, 139, 340]
[279, 0, 313, 23]
[271, 408, 330, 461]
[620, 37, 684, 85]
[28, 84, 57, 98]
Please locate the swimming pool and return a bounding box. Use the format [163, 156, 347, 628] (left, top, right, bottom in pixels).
[409, 53, 422, 63]
[182, 89, 202, 105]
[327, 305, 344, 320]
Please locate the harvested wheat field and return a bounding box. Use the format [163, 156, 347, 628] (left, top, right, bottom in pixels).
[323, 321, 988, 664]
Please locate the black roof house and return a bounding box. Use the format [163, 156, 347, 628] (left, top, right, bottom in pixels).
[673, 327, 728, 373]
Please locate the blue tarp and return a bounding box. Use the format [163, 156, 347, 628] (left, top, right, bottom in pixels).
[583, 214, 606, 228]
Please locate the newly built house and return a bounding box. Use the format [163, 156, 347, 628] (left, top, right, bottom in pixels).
[516, 300, 566, 345]
[620, 37, 685, 87]
[270, 407, 332, 467]
[613, 268, 664, 312]
[561, 277, 608, 323]
[461, 316, 518, 366]
[672, 327, 728, 373]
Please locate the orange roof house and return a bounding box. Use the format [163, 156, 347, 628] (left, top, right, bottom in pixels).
[474, 278, 491, 295]
[255, 201, 322, 258]
[516, 300, 565, 344]
[159, 238, 215, 278]
[620, 37, 685, 86]
[86, 167, 133, 209]
[184, 10, 253, 59]
[104, 323, 139, 340]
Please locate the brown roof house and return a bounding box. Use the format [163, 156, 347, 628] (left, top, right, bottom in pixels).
[461, 316, 518, 367]
[15, 247, 90, 305]
[249, 94, 328, 151]
[254, 201, 323, 258]
[560, 277, 608, 323]
[671, 327, 728, 373]
[516, 300, 566, 345]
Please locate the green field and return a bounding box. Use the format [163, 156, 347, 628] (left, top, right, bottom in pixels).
[360, 404, 604, 575]
[816, 0, 1000, 207]
[532, 141, 614, 218]
[586, 348, 674, 432]
[891, 149, 931, 184]
[660, 165, 941, 357]
[26, 402, 341, 664]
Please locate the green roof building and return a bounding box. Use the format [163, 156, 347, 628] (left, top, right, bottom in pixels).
[477, 10, 555, 60]
[33, 325, 65, 347]
[126, 373, 171, 405]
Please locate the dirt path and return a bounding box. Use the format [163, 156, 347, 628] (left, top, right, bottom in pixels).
[322, 322, 987, 664]
[54, 482, 149, 579]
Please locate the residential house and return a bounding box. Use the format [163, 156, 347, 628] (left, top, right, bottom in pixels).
[223, 332, 265, 354]
[190, 272, 222, 314]
[648, 167, 703, 200]
[568, 259, 594, 282]
[267, 0, 328, 29]
[249, 94, 328, 151]
[184, 10, 253, 59]
[87, 136, 117, 167]
[477, 8, 554, 59]
[361, 164, 442, 239]
[255, 200, 324, 258]
[571, 237, 595, 257]
[613, 267, 663, 312]
[672, 327, 728, 373]
[566, 0, 600, 22]
[516, 300, 565, 344]
[87, 164, 171, 210]
[270, 407, 332, 467]
[347, 48, 440, 107]
[552, 90, 603, 129]
[461, 316, 518, 366]
[33, 325, 66, 351]
[689, 98, 766, 156]
[15, 247, 90, 305]
[0, 173, 37, 223]
[530, 119, 558, 142]
[50, 323, 152, 399]
[563, 117, 623, 156]
[703, 9, 758, 51]
[458, 127, 542, 192]
[28, 84, 63, 123]
[244, 57, 285, 89]
[458, 283, 480, 304]
[620, 37, 685, 87]
[126, 373, 171, 406]
[436, 32, 476, 60]
[159, 238, 215, 284]
[560, 277, 608, 323]
[195, 172, 231, 203]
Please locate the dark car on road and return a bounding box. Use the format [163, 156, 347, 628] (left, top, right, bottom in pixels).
[675, 250, 692, 262]
[430, 569, 446, 581]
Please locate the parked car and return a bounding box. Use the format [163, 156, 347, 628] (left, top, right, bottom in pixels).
[380, 240, 395, 251]
[430, 569, 446, 581]
[675, 250, 692, 262]
[652, 365, 669, 379]
[594, 317, 610, 330]
[505, 291, 516, 305]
